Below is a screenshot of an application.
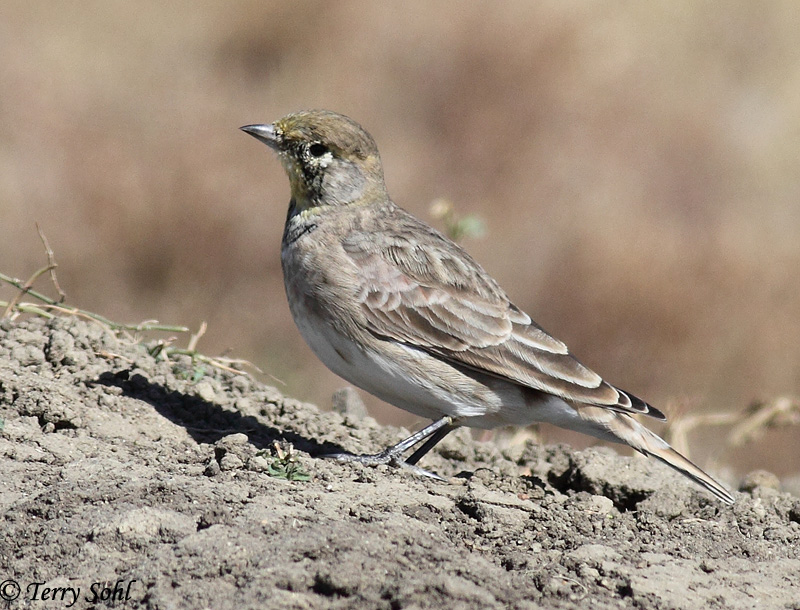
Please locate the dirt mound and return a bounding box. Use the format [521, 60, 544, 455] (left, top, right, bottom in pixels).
[1, 316, 798, 609]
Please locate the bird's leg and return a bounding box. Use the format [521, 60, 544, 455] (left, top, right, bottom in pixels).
[322, 416, 456, 480]
[404, 422, 456, 465]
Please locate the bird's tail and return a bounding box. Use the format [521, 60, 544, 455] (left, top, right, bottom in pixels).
[579, 405, 735, 504]
[641, 441, 735, 505]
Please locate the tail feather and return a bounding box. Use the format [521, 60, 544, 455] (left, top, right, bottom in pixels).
[641, 444, 735, 505]
[576, 405, 735, 504]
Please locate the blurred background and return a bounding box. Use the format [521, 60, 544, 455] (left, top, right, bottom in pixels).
[1, 1, 798, 477]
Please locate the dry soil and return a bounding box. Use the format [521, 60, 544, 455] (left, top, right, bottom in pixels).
[1, 317, 798, 609]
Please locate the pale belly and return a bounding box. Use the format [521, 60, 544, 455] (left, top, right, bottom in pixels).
[287, 292, 468, 422]
[280, 241, 604, 435]
[284, 282, 594, 433]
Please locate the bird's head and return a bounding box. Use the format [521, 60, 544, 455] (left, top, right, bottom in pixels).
[241, 110, 386, 214]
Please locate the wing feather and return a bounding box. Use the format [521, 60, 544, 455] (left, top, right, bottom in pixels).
[342, 212, 664, 420]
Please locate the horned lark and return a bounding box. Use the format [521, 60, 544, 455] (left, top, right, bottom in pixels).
[241, 110, 734, 504]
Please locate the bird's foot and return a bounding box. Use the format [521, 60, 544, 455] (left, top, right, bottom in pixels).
[320, 416, 456, 481]
[322, 449, 447, 481]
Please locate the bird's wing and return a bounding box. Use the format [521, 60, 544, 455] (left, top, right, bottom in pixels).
[342, 216, 664, 420]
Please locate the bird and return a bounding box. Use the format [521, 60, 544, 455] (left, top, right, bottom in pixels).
[240, 110, 734, 505]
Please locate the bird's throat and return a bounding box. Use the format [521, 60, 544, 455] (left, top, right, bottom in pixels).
[285, 197, 326, 226]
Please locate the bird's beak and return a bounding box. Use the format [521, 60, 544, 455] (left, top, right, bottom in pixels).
[240, 124, 280, 151]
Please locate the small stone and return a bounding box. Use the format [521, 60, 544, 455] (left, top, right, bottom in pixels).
[247, 455, 272, 473]
[213, 433, 254, 470]
[220, 453, 244, 471]
[739, 470, 781, 493]
[195, 381, 217, 403]
[217, 432, 250, 448]
[204, 458, 221, 477]
[586, 495, 615, 515]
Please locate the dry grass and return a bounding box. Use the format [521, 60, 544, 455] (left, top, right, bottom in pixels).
[1, 0, 799, 476]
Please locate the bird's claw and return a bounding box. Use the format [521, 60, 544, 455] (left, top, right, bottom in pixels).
[321, 450, 447, 481]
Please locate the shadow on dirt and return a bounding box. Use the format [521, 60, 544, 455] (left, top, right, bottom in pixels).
[93, 368, 345, 457]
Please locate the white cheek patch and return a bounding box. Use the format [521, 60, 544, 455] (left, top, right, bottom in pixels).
[317, 151, 334, 168]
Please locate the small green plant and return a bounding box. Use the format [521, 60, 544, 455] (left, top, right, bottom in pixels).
[259, 441, 311, 482]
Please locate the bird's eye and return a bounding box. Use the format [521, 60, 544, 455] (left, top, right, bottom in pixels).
[308, 143, 328, 158]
